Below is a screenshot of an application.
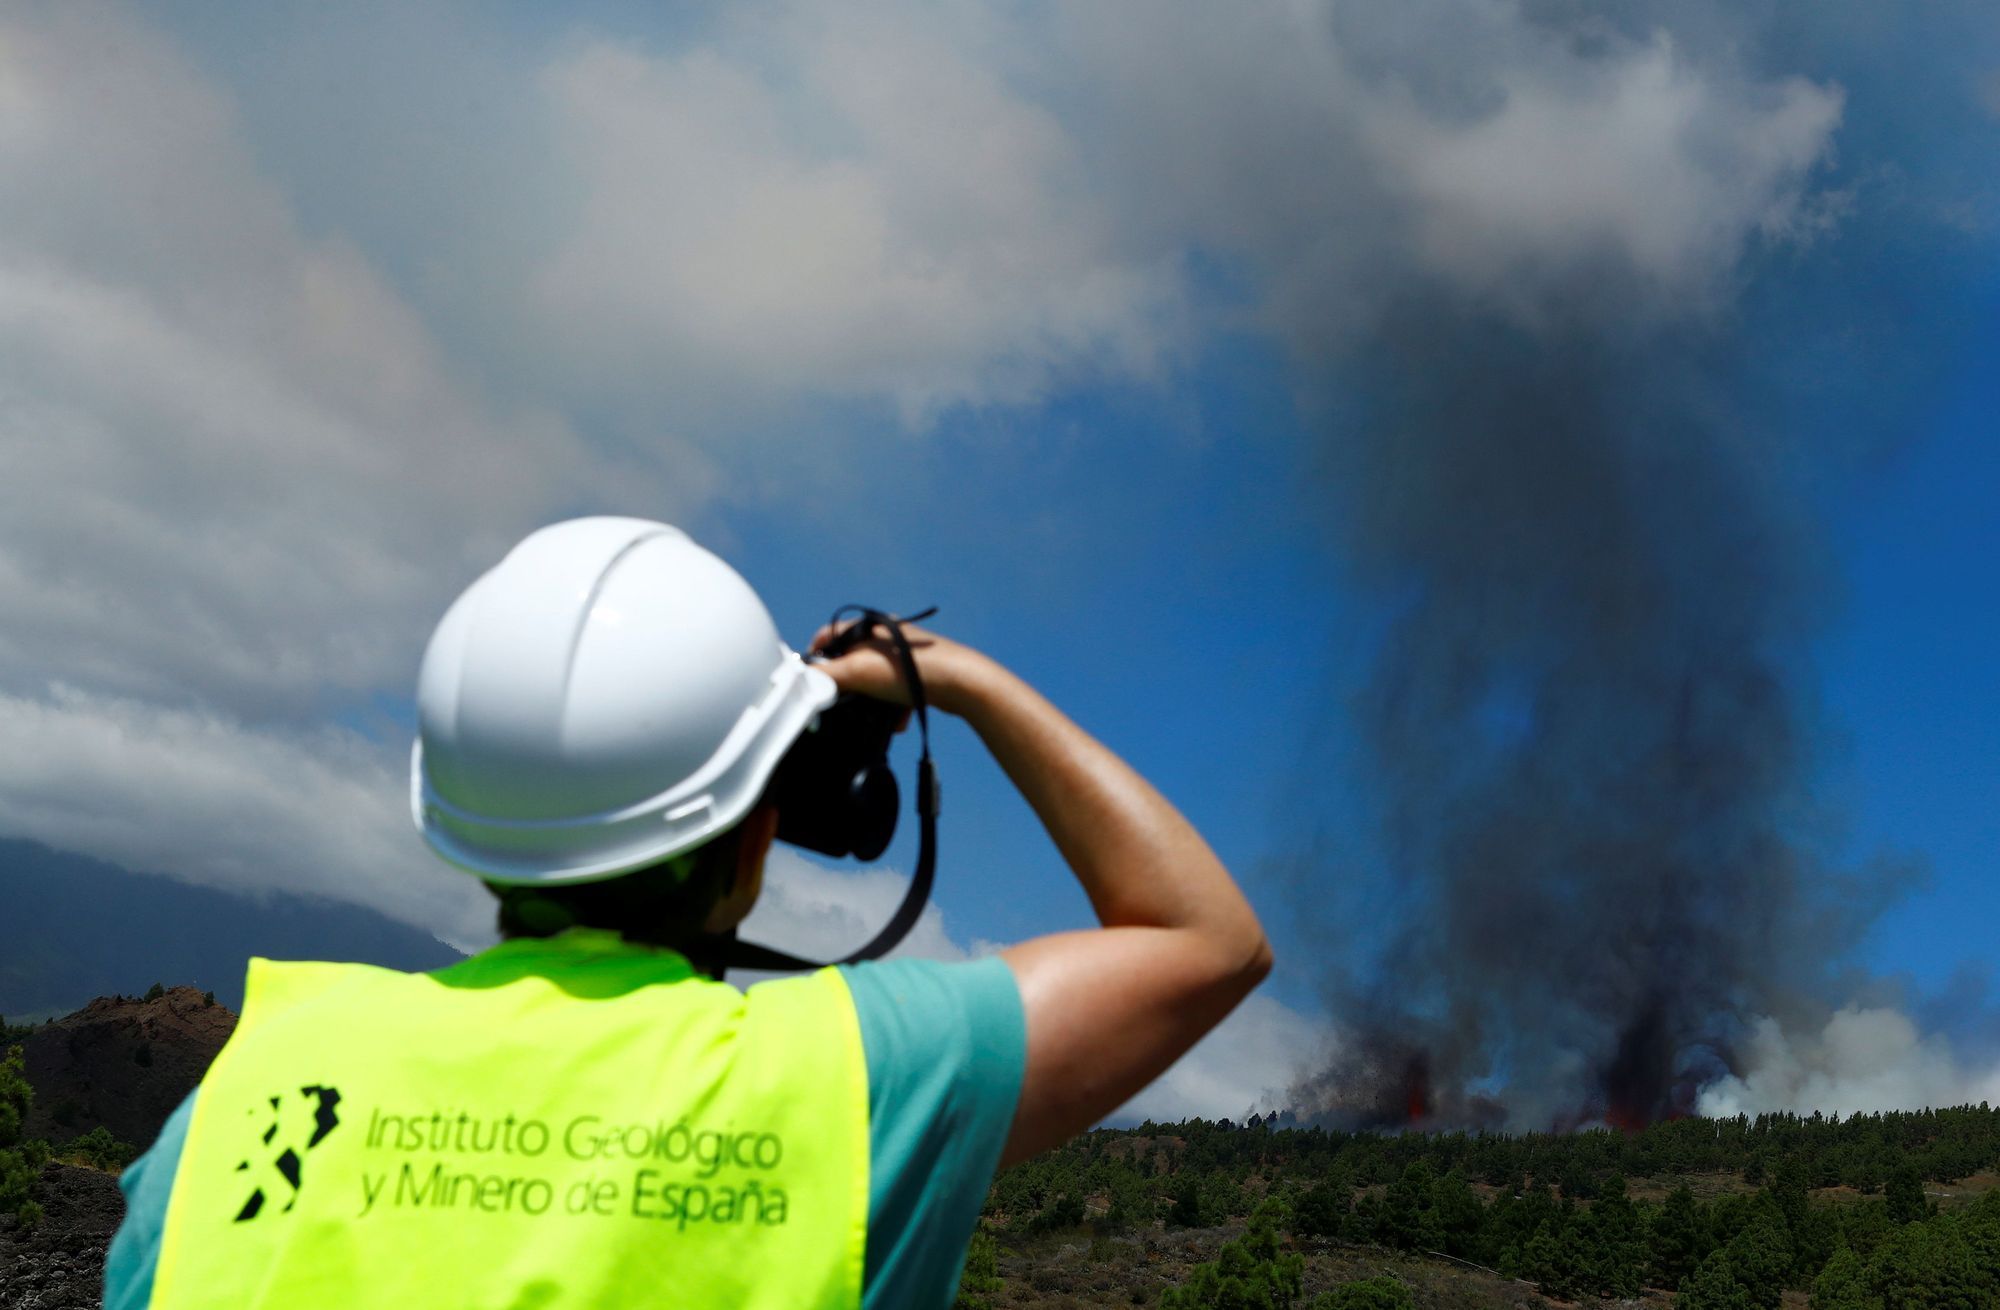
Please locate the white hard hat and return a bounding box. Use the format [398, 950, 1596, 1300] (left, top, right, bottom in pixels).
[411, 516, 837, 885]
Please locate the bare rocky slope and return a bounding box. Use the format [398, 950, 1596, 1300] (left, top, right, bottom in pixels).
[3, 989, 236, 1309]
[0, 1165, 124, 1310]
[20, 987, 236, 1150]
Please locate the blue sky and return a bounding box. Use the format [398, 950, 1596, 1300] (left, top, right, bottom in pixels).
[1822, 319, 1999, 995]
[726, 272, 2000, 1025]
[0, 1, 1993, 1119]
[727, 333, 1344, 992]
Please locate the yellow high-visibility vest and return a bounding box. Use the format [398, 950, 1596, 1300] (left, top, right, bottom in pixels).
[148, 930, 869, 1309]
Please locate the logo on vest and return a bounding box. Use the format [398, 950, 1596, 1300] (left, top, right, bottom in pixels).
[233, 1084, 342, 1221]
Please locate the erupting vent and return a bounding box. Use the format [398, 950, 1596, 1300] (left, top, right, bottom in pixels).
[1282, 305, 1897, 1132]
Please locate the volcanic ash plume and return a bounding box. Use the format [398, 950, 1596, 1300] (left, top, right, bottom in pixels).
[1289, 308, 1874, 1131]
[1177, 0, 2000, 1132]
[1698, 1007, 2000, 1121]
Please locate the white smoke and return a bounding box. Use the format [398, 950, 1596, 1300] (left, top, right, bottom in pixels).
[1698, 1006, 2000, 1118]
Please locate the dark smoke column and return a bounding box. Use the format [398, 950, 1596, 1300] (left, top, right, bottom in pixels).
[1293, 306, 1831, 1131]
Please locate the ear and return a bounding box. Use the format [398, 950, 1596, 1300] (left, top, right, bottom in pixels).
[735, 802, 779, 888]
[703, 802, 779, 934]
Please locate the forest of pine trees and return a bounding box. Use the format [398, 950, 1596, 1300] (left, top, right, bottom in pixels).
[974, 1104, 2000, 1307]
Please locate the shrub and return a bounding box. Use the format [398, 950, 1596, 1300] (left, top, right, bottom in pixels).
[1, 1045, 49, 1225]
[1291, 1179, 1349, 1239]
[1028, 1189, 1085, 1234]
[954, 1227, 1003, 1310]
[63, 1125, 140, 1172]
[1885, 1164, 1928, 1225]
[1161, 1199, 1302, 1310]
[1310, 1276, 1413, 1310]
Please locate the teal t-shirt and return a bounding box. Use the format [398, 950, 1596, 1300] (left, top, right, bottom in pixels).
[104, 953, 1025, 1310]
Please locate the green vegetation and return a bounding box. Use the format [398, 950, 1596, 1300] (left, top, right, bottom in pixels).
[1161, 1198, 1303, 1309]
[955, 1227, 1005, 1310]
[1, 1045, 50, 1227]
[1808, 1192, 2000, 1309]
[0, 1039, 140, 1234]
[1314, 1278, 1413, 1310]
[59, 1124, 139, 1172]
[971, 1106, 2000, 1307]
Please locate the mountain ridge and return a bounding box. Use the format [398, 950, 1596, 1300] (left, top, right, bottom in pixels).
[0, 837, 462, 1018]
[18, 986, 234, 1150]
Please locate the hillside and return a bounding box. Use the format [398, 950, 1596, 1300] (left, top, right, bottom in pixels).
[17, 987, 236, 1150]
[0, 838, 460, 1017]
[5, 995, 1997, 1307]
[975, 1114, 2000, 1306]
[0, 1164, 123, 1310]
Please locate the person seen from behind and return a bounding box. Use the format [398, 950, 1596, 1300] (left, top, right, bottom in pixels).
[104, 517, 1273, 1308]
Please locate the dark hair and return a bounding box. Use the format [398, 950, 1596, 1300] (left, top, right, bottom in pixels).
[485, 820, 748, 950]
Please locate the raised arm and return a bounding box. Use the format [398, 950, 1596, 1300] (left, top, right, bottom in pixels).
[812, 625, 1272, 1167]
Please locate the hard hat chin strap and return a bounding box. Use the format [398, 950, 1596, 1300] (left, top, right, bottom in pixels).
[722, 606, 939, 976]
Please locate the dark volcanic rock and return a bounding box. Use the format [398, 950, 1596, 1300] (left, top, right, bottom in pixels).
[22, 988, 235, 1152]
[0, 1163, 123, 1309]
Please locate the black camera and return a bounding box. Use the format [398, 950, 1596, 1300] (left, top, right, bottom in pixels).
[730, 605, 938, 972]
[770, 693, 903, 861]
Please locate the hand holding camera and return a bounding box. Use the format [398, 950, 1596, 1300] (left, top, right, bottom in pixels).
[807, 616, 991, 719]
[745, 606, 950, 969]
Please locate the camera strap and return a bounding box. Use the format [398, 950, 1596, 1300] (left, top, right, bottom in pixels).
[723, 606, 939, 975]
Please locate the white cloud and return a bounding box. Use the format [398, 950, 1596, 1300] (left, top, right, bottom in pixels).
[1116, 993, 1334, 1125]
[0, 677, 982, 967]
[0, 0, 1851, 986]
[750, 847, 1334, 1125]
[0, 3, 705, 923]
[38, 1, 1846, 449]
[1698, 1006, 2000, 1118]
[1381, 32, 1843, 316]
[739, 846, 969, 968]
[522, 7, 1181, 424]
[0, 2, 686, 723]
[0, 683, 490, 946]
[460, 1, 1844, 429]
[0, 666, 1326, 1129]
[1048, 3, 1843, 344]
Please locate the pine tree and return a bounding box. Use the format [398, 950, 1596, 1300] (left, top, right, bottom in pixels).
[1587, 1174, 1644, 1296]
[1161, 1200, 1304, 1310]
[1170, 1173, 1206, 1228]
[1677, 1213, 1792, 1310]
[1885, 1164, 1927, 1225]
[1959, 1189, 2000, 1293]
[953, 1227, 1003, 1310]
[1860, 1219, 1984, 1308]
[1521, 1220, 1574, 1301]
[1377, 1161, 1441, 1252]
[1, 1045, 50, 1226]
[1343, 1191, 1383, 1245]
[1292, 1178, 1349, 1239]
[1650, 1184, 1705, 1289]
[1808, 1243, 1869, 1310]
[1430, 1167, 1486, 1260]
[1678, 1248, 1757, 1310]
[1731, 1213, 1796, 1309]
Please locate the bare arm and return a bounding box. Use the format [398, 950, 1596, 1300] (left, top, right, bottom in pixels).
[812, 626, 1272, 1167]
